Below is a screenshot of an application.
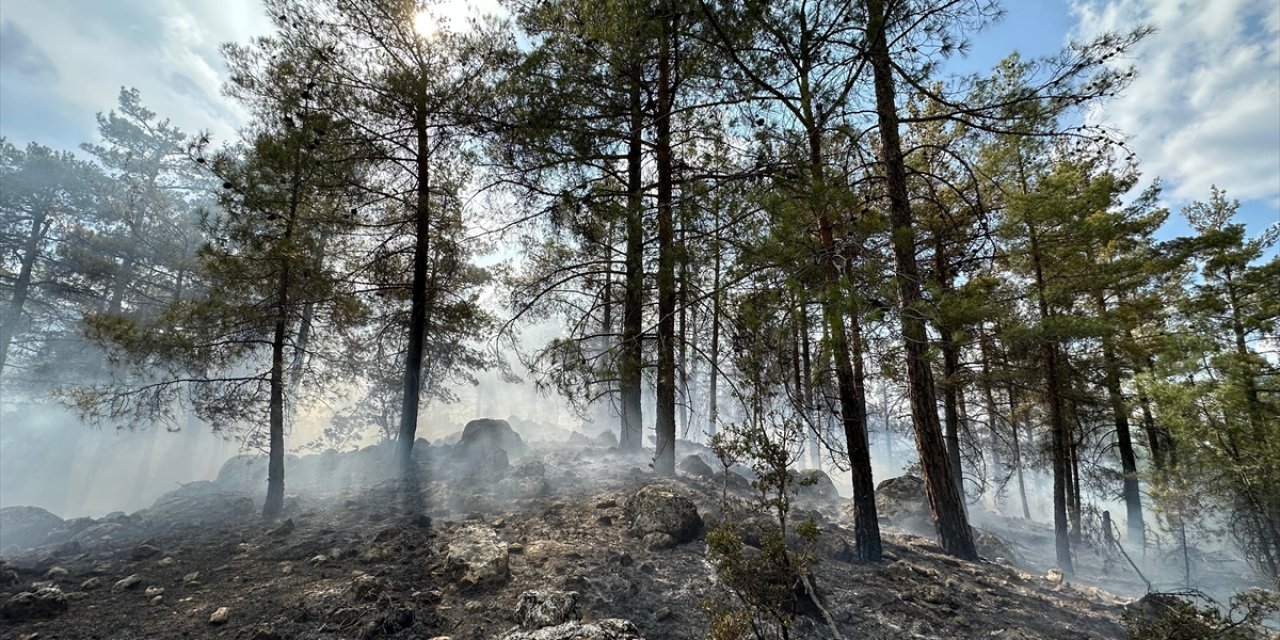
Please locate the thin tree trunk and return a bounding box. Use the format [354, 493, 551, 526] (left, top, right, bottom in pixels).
[866, 0, 974, 560]
[395, 100, 432, 471]
[1095, 293, 1144, 543]
[1007, 384, 1032, 520]
[1026, 216, 1074, 572]
[0, 208, 50, 375]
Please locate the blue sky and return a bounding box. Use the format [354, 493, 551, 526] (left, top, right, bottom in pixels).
[1, 0, 1276, 243]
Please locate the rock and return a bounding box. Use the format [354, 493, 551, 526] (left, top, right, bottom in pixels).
[44, 566, 68, 579]
[713, 471, 752, 493]
[373, 525, 404, 543]
[1045, 568, 1065, 585]
[0, 506, 63, 550]
[500, 619, 644, 640]
[593, 430, 618, 448]
[624, 486, 703, 544]
[157, 556, 175, 567]
[873, 476, 931, 529]
[71, 522, 124, 548]
[216, 455, 269, 490]
[515, 590, 581, 630]
[183, 571, 200, 584]
[210, 606, 231, 624]
[457, 418, 527, 459]
[677, 455, 715, 479]
[512, 459, 546, 479]
[80, 577, 103, 591]
[792, 469, 840, 501]
[0, 587, 68, 621]
[642, 533, 677, 550]
[445, 525, 510, 590]
[974, 528, 1020, 566]
[596, 499, 617, 509]
[132, 543, 162, 560]
[268, 518, 296, 537]
[351, 574, 385, 602]
[145, 586, 165, 597]
[112, 574, 142, 592]
[150, 595, 163, 606]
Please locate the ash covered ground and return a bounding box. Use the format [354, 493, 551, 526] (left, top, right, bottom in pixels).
[1, 419, 1274, 640]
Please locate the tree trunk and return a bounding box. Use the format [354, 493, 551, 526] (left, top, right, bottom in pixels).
[866, 0, 975, 560]
[0, 207, 49, 376]
[395, 101, 432, 471]
[653, 9, 677, 477]
[941, 329, 965, 499]
[1007, 384, 1032, 520]
[1026, 215, 1073, 572]
[1095, 294, 1144, 543]
[620, 64, 645, 452]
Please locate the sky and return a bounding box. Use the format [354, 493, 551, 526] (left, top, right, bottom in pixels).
[1, 0, 1277, 240]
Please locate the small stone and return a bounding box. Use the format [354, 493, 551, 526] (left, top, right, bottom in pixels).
[639, 562, 654, 574]
[1045, 568, 1064, 585]
[373, 525, 404, 543]
[309, 555, 328, 566]
[80, 577, 103, 591]
[112, 574, 142, 592]
[597, 516, 613, 526]
[508, 542, 525, 554]
[145, 586, 165, 597]
[150, 595, 163, 606]
[595, 499, 617, 509]
[183, 571, 200, 584]
[157, 557, 175, 567]
[44, 567, 68, 579]
[131, 544, 162, 560]
[655, 606, 673, 621]
[618, 552, 634, 567]
[279, 562, 293, 575]
[210, 606, 231, 624]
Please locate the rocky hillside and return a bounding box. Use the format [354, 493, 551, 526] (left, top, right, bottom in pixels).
[0, 420, 1271, 639]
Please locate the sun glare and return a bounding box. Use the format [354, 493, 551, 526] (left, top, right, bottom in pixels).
[413, 9, 437, 38]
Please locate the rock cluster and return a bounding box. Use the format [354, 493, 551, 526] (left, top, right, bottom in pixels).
[624, 486, 704, 550]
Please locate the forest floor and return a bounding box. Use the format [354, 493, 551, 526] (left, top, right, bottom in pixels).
[0, 430, 1274, 640]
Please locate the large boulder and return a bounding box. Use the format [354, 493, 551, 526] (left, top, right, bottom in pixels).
[873, 476, 930, 530]
[501, 619, 644, 640]
[1, 587, 68, 621]
[792, 469, 840, 501]
[515, 590, 581, 630]
[215, 455, 270, 490]
[0, 506, 63, 550]
[677, 455, 714, 479]
[624, 486, 703, 545]
[457, 418, 527, 459]
[445, 525, 510, 590]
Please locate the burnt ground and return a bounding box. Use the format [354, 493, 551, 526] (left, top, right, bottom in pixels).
[0, 435, 1273, 640]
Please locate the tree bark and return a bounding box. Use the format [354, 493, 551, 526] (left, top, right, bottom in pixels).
[653, 8, 677, 477]
[395, 99, 432, 471]
[866, 0, 975, 560]
[620, 64, 645, 452]
[1095, 293, 1144, 544]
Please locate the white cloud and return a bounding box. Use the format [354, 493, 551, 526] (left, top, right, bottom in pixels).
[1071, 0, 1280, 208]
[0, 0, 274, 148]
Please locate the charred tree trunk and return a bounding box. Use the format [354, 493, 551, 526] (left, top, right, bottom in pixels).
[653, 9, 677, 477]
[866, 0, 975, 560]
[620, 65, 645, 452]
[395, 100, 432, 471]
[941, 330, 965, 499]
[1007, 384, 1032, 520]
